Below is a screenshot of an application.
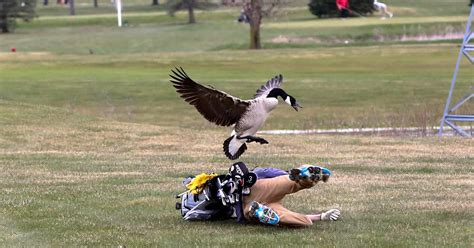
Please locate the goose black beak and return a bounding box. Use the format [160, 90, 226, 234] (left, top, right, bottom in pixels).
[292, 103, 302, 112]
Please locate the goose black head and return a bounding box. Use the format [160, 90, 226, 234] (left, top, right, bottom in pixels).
[267, 88, 302, 111]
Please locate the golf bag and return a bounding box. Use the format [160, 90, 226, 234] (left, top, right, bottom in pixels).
[175, 162, 257, 221]
[176, 175, 234, 221]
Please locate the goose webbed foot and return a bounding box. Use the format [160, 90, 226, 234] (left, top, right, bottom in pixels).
[238, 135, 269, 144]
[254, 137, 269, 144]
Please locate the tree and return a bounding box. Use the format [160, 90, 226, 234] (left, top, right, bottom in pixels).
[241, 0, 285, 49]
[243, 0, 262, 49]
[167, 0, 197, 24]
[167, 0, 214, 24]
[0, 0, 36, 33]
[69, 0, 75, 15]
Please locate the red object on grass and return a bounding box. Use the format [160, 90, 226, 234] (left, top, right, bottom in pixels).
[11, 48, 16, 52]
[336, 0, 349, 10]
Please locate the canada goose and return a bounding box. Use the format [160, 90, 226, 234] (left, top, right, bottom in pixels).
[170, 67, 301, 160]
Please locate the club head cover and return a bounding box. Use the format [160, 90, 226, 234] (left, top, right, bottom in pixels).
[243, 172, 257, 187]
[229, 162, 249, 179]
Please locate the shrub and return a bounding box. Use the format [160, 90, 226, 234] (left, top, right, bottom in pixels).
[308, 0, 339, 18]
[0, 0, 36, 33]
[350, 0, 375, 15]
[308, 0, 375, 18]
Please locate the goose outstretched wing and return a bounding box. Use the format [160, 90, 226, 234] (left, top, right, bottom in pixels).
[170, 67, 250, 127]
[253, 74, 283, 98]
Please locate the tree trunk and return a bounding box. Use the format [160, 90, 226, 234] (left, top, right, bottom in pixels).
[0, 16, 9, 33]
[187, 0, 196, 24]
[152, 0, 159, 5]
[93, 0, 98, 8]
[69, 0, 75, 15]
[249, 22, 260, 49]
[248, 0, 262, 49]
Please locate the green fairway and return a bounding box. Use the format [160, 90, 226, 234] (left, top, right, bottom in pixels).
[0, 0, 473, 247]
[1, 44, 473, 129]
[0, 99, 472, 247]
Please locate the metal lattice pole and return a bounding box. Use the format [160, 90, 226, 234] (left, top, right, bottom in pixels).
[439, 6, 474, 137]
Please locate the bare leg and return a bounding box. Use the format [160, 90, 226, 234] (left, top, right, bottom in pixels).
[243, 171, 340, 226]
[244, 175, 316, 206]
[267, 202, 313, 227]
[243, 176, 318, 226]
[307, 214, 322, 222]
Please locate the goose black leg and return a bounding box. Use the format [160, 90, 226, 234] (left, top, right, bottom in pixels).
[237, 135, 269, 144]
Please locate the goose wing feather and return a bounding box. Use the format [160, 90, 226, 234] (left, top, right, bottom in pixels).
[170, 67, 250, 127]
[253, 74, 283, 98]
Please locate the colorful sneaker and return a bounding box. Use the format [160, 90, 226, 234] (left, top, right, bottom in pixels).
[248, 201, 280, 225]
[289, 165, 332, 182]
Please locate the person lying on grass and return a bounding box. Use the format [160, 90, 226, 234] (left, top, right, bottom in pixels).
[176, 162, 341, 227]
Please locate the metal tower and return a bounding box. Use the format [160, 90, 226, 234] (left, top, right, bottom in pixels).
[439, 6, 474, 137]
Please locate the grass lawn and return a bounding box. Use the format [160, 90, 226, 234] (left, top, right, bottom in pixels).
[0, 0, 473, 246]
[1, 44, 473, 129]
[0, 99, 472, 246]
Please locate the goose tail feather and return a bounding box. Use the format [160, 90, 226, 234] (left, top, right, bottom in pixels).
[223, 135, 247, 160]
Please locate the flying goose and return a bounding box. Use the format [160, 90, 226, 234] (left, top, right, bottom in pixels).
[170, 67, 301, 160]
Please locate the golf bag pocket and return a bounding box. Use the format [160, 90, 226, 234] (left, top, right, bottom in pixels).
[176, 176, 234, 221]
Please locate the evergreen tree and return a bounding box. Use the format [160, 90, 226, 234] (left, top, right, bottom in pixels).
[350, 0, 374, 15]
[0, 0, 36, 33]
[308, 0, 338, 18]
[308, 0, 374, 18]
